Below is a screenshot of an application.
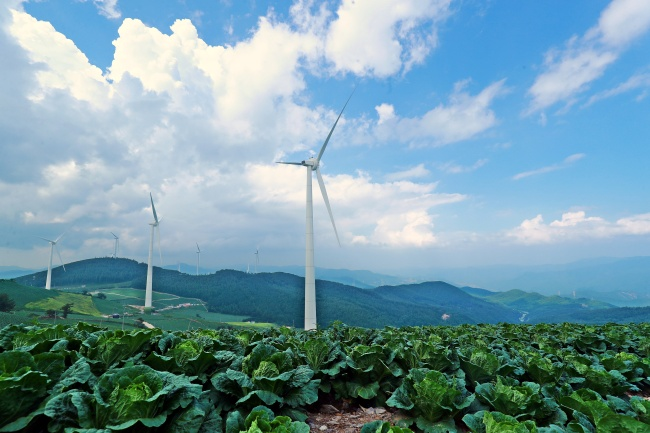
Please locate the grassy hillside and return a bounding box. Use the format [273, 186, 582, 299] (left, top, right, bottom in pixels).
[0, 279, 54, 308]
[25, 292, 103, 316]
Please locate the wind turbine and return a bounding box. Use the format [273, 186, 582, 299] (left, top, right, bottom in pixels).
[111, 232, 119, 258]
[277, 90, 353, 330]
[196, 243, 201, 276]
[145, 193, 162, 309]
[38, 233, 66, 290]
[254, 248, 259, 273]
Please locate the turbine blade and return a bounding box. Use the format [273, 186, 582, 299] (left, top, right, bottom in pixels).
[316, 167, 341, 247]
[317, 87, 356, 163]
[111, 232, 117, 239]
[276, 161, 303, 166]
[55, 245, 66, 271]
[37, 236, 55, 243]
[54, 231, 66, 243]
[150, 192, 159, 223]
[196, 242, 200, 253]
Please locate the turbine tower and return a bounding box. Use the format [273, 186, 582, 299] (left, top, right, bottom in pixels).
[278, 90, 353, 330]
[111, 232, 119, 258]
[38, 233, 66, 290]
[196, 243, 201, 276]
[145, 193, 162, 309]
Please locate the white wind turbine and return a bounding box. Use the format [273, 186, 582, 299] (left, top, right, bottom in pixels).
[38, 233, 66, 290]
[196, 243, 201, 276]
[111, 232, 119, 258]
[145, 193, 162, 309]
[254, 248, 259, 274]
[277, 90, 353, 330]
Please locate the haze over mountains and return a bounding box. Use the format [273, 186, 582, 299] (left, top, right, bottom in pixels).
[166, 256, 650, 307]
[7, 257, 650, 327]
[5, 256, 650, 308]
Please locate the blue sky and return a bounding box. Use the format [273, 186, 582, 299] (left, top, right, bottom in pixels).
[1, 0, 649, 274]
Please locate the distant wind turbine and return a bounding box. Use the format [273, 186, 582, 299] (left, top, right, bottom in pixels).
[145, 193, 162, 309]
[111, 232, 119, 258]
[255, 248, 259, 273]
[277, 89, 353, 330]
[38, 233, 66, 290]
[196, 243, 201, 276]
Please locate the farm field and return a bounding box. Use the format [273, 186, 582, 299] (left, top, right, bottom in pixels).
[26, 292, 103, 316]
[0, 280, 255, 332]
[1, 321, 649, 432]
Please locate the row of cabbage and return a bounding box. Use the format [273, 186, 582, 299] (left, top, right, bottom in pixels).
[1, 321, 649, 432]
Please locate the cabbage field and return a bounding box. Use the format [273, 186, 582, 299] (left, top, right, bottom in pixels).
[1, 321, 649, 432]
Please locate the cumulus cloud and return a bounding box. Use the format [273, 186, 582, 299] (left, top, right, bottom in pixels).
[247, 164, 465, 248]
[9, 9, 110, 105]
[374, 79, 507, 147]
[325, 0, 452, 77]
[507, 211, 650, 244]
[526, 0, 650, 114]
[513, 153, 585, 180]
[1, 1, 477, 267]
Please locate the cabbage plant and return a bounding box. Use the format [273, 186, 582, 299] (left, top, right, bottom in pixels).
[386, 368, 474, 433]
[44, 364, 203, 431]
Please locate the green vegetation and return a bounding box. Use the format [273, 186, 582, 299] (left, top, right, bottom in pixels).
[0, 322, 649, 432]
[25, 292, 101, 317]
[0, 294, 15, 312]
[0, 279, 53, 308]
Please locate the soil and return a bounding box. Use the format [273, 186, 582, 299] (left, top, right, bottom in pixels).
[306, 404, 405, 432]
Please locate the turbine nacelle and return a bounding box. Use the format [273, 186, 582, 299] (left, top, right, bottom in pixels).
[39, 232, 66, 289]
[302, 157, 318, 169]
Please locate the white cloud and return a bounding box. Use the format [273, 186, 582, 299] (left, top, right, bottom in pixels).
[595, 0, 650, 48]
[374, 79, 507, 147]
[507, 211, 650, 244]
[91, 0, 121, 19]
[584, 72, 650, 106]
[526, 0, 650, 114]
[9, 9, 110, 106]
[513, 153, 585, 180]
[375, 103, 396, 125]
[436, 159, 488, 174]
[247, 164, 464, 248]
[527, 48, 617, 114]
[325, 0, 452, 77]
[385, 164, 430, 181]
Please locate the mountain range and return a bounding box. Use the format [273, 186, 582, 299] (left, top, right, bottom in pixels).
[8, 257, 649, 327]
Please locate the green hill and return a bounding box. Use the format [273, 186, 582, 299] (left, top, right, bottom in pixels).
[10, 257, 650, 328]
[15, 257, 145, 289]
[0, 279, 54, 308]
[373, 281, 521, 323]
[481, 289, 613, 323]
[14, 259, 509, 327]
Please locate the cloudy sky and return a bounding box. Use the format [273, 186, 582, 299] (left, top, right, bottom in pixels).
[1, 0, 649, 274]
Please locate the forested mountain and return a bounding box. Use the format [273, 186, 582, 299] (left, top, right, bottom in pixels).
[373, 282, 521, 323]
[11, 257, 650, 327]
[16, 258, 146, 288]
